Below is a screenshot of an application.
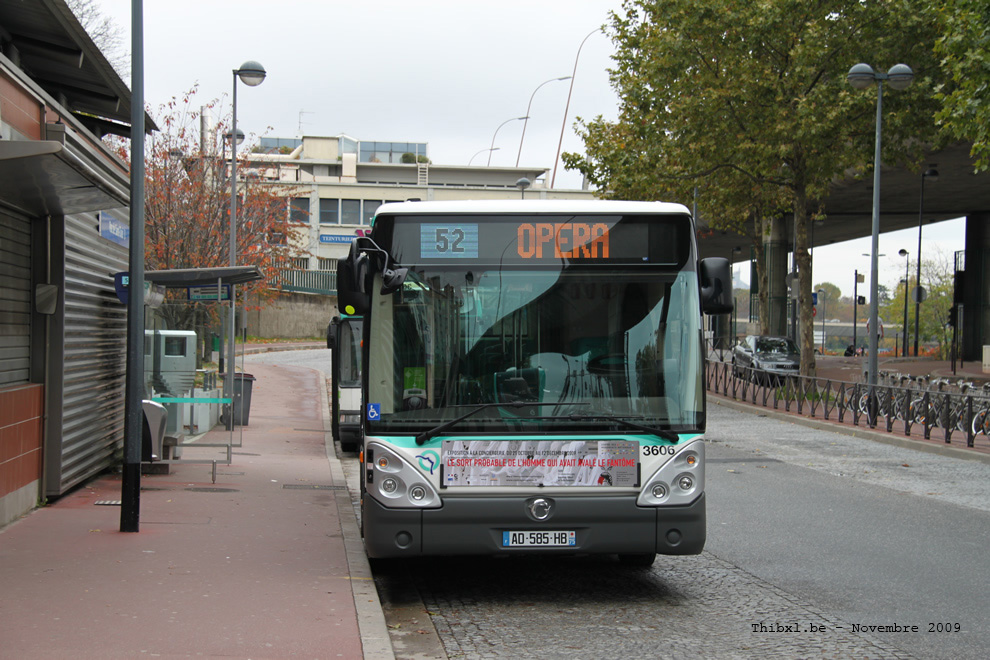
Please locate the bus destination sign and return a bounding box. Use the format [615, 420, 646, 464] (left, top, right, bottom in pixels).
[397, 215, 684, 266]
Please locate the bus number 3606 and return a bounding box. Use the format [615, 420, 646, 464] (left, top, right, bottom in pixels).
[643, 445, 676, 456]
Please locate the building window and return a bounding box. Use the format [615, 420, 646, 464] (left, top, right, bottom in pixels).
[290, 198, 310, 223]
[318, 258, 338, 271]
[341, 199, 361, 225]
[362, 200, 381, 225]
[320, 198, 339, 224]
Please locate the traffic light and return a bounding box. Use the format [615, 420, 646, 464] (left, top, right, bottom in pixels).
[948, 305, 957, 327]
[857, 295, 866, 305]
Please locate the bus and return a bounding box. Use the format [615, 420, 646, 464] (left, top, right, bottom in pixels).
[336, 200, 732, 564]
[326, 315, 364, 452]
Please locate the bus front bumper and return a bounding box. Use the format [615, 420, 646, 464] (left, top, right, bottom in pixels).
[361, 492, 705, 559]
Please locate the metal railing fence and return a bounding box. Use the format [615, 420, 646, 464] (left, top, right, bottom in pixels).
[705, 358, 990, 449]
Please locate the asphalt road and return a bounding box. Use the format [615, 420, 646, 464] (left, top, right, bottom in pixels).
[249, 350, 989, 659]
[704, 402, 989, 660]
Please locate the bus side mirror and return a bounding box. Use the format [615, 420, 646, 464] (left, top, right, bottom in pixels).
[700, 257, 733, 315]
[380, 266, 408, 295]
[337, 252, 370, 316]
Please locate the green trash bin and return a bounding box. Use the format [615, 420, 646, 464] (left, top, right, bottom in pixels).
[221, 373, 256, 427]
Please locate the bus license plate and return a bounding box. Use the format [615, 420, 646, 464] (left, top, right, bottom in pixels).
[502, 531, 576, 547]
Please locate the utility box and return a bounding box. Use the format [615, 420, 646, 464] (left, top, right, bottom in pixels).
[145, 330, 197, 397]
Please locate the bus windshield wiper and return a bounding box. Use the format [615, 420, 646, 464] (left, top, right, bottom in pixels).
[544, 412, 680, 442]
[414, 402, 562, 445]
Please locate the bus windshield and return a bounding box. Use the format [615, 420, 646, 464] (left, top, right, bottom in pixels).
[366, 215, 703, 435]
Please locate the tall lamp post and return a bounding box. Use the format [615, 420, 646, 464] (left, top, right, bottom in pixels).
[898, 248, 910, 357]
[488, 116, 528, 166]
[847, 62, 913, 394]
[469, 147, 498, 165]
[516, 76, 571, 166]
[552, 27, 602, 188]
[914, 166, 938, 355]
[227, 60, 266, 430]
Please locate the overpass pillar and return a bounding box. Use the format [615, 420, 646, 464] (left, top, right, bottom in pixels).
[961, 213, 988, 362]
[763, 216, 789, 336]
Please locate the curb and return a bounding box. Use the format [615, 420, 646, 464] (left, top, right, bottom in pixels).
[319, 374, 396, 660]
[711, 395, 990, 465]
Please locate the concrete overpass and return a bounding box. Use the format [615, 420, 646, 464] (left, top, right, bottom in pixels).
[699, 142, 989, 361]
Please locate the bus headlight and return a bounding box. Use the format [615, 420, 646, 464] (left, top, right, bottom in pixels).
[637, 439, 705, 507]
[366, 442, 441, 509]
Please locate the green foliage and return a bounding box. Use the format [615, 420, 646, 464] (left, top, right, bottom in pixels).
[401, 152, 431, 164]
[933, 0, 990, 171]
[878, 248, 955, 357]
[564, 0, 943, 374]
[813, 282, 842, 307]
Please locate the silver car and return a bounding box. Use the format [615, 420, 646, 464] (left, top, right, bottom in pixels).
[732, 335, 800, 385]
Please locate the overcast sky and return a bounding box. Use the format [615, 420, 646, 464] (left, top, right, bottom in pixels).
[95, 0, 966, 295]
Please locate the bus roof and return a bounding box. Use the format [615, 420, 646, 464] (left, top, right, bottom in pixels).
[374, 199, 692, 217]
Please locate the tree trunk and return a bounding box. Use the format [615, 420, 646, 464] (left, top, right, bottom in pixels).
[793, 189, 816, 377]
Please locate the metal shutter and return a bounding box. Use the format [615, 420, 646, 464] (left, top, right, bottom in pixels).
[0, 210, 31, 386]
[47, 214, 128, 495]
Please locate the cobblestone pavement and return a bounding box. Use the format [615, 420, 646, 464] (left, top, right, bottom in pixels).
[401, 552, 912, 659]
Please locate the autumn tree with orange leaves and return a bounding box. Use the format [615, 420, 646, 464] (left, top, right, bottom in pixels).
[133, 89, 298, 345]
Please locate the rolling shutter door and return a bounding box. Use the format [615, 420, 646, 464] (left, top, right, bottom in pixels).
[0, 210, 31, 386]
[47, 215, 128, 495]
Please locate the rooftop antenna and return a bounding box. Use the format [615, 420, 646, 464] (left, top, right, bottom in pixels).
[298, 110, 314, 135]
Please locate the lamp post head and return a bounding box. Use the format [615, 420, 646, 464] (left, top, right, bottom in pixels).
[515, 177, 532, 190]
[898, 248, 908, 258]
[225, 128, 245, 146]
[923, 165, 939, 181]
[847, 63, 876, 89]
[886, 64, 914, 90]
[236, 61, 267, 87]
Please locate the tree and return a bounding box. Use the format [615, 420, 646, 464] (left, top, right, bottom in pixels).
[66, 0, 128, 77]
[813, 282, 842, 310]
[132, 90, 297, 360]
[933, 0, 990, 171]
[563, 0, 941, 376]
[879, 247, 956, 358]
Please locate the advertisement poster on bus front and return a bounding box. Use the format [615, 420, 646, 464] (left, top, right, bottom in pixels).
[441, 440, 639, 487]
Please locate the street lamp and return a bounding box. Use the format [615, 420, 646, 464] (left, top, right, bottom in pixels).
[552, 27, 602, 188]
[914, 166, 938, 356]
[516, 177, 531, 199]
[226, 60, 266, 429]
[898, 249, 910, 357]
[488, 116, 528, 166]
[516, 76, 571, 166]
[817, 288, 826, 355]
[222, 128, 244, 162]
[469, 147, 499, 166]
[848, 62, 913, 394]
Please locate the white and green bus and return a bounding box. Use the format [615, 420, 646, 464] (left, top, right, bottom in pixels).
[337, 200, 731, 565]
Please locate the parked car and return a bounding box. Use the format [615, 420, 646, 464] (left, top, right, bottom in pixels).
[732, 335, 801, 385]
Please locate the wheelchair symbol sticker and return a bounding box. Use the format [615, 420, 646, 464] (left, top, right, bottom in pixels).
[367, 403, 381, 420]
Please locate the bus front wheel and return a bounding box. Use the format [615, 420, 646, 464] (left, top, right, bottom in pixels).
[618, 553, 656, 568]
